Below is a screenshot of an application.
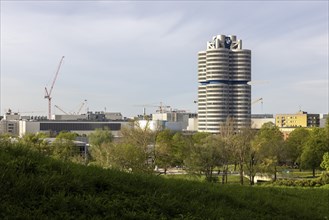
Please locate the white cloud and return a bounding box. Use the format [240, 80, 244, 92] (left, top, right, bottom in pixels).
[1, 1, 328, 116]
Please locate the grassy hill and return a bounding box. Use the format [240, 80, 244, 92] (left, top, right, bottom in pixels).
[0, 143, 328, 219]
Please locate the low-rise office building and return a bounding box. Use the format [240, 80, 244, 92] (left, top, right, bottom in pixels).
[19, 120, 129, 137]
[275, 111, 320, 128]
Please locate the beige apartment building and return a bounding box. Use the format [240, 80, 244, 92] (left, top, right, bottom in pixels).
[275, 111, 319, 128]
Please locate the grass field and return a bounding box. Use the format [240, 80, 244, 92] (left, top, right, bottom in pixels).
[1, 143, 329, 219]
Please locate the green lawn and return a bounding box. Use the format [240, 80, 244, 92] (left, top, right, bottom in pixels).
[1, 143, 328, 219]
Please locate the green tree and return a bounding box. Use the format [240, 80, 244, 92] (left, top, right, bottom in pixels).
[155, 130, 175, 174]
[301, 128, 328, 177]
[285, 128, 310, 168]
[110, 142, 148, 173]
[21, 133, 50, 155]
[185, 134, 224, 181]
[52, 131, 78, 162]
[252, 122, 284, 181]
[89, 128, 113, 147]
[192, 132, 211, 145]
[219, 117, 236, 184]
[232, 128, 256, 185]
[172, 132, 193, 165]
[111, 121, 156, 173]
[88, 128, 114, 167]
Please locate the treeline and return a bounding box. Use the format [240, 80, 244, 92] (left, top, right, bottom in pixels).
[1, 118, 329, 185]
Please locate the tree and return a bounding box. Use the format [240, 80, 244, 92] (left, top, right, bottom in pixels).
[301, 128, 328, 177]
[154, 130, 175, 174]
[218, 117, 236, 184]
[109, 142, 148, 173]
[110, 121, 156, 173]
[184, 134, 224, 181]
[320, 152, 329, 171]
[89, 128, 113, 147]
[88, 128, 114, 167]
[171, 132, 193, 165]
[21, 133, 50, 155]
[251, 122, 284, 181]
[233, 128, 256, 185]
[285, 128, 310, 168]
[52, 131, 78, 162]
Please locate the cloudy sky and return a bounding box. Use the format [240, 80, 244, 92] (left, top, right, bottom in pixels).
[1, 1, 328, 117]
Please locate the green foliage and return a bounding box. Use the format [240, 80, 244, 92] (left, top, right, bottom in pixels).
[285, 128, 310, 166]
[155, 130, 175, 172]
[320, 152, 329, 171]
[301, 128, 328, 176]
[109, 123, 155, 173]
[88, 142, 113, 168]
[1, 142, 329, 219]
[110, 142, 151, 173]
[273, 172, 329, 187]
[185, 135, 224, 179]
[192, 132, 210, 145]
[88, 128, 114, 168]
[20, 133, 51, 156]
[56, 131, 77, 141]
[171, 132, 193, 163]
[88, 128, 113, 147]
[252, 122, 284, 180]
[232, 128, 256, 185]
[52, 131, 79, 162]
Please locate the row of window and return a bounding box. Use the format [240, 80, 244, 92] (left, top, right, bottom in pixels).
[40, 123, 122, 132]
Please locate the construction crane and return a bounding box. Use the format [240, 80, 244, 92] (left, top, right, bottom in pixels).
[252, 98, 263, 113]
[54, 105, 69, 115]
[252, 98, 263, 105]
[76, 99, 87, 115]
[134, 102, 170, 115]
[44, 56, 65, 119]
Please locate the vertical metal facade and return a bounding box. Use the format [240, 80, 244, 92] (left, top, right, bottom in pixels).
[197, 35, 251, 133]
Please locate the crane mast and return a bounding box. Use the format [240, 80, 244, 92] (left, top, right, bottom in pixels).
[44, 56, 65, 119]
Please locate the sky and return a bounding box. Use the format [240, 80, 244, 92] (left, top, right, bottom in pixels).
[0, 1, 328, 118]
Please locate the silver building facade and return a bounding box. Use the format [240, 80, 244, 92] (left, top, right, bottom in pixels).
[198, 35, 251, 133]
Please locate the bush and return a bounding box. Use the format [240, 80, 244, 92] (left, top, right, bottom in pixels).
[273, 176, 328, 188]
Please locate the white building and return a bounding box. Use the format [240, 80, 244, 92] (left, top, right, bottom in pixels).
[0, 110, 20, 135]
[251, 114, 275, 129]
[137, 111, 198, 132]
[19, 120, 129, 137]
[0, 120, 19, 135]
[198, 34, 251, 133]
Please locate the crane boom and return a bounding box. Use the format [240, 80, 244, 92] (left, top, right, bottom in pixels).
[44, 56, 65, 119]
[252, 98, 263, 105]
[77, 99, 87, 115]
[54, 105, 69, 115]
[49, 56, 64, 97]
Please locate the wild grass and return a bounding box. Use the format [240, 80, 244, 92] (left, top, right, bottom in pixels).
[0, 142, 328, 219]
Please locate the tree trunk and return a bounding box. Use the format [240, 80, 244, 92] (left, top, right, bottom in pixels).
[249, 158, 254, 185]
[239, 163, 244, 185]
[250, 175, 254, 185]
[273, 165, 277, 182]
[225, 165, 228, 184]
[312, 167, 315, 177]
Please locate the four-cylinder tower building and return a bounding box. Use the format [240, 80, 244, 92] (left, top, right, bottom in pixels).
[197, 35, 251, 133]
